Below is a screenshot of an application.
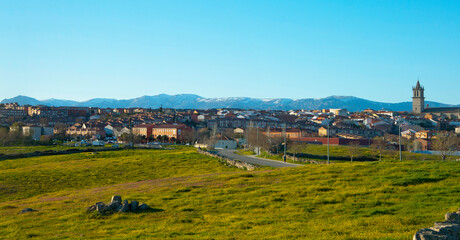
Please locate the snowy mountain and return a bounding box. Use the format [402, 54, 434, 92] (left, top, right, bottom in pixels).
[1, 94, 458, 112]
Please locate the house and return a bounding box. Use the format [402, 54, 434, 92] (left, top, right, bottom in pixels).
[151, 124, 192, 141]
[215, 136, 238, 149]
[22, 126, 43, 140]
[66, 124, 106, 139]
[329, 109, 348, 116]
[401, 129, 417, 139]
[23, 126, 55, 140]
[415, 130, 437, 140]
[413, 138, 431, 151]
[234, 128, 244, 134]
[104, 125, 114, 136]
[132, 124, 156, 137]
[264, 128, 302, 139]
[318, 126, 383, 138]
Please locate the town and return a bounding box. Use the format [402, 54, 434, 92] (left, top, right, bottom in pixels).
[1, 82, 458, 158]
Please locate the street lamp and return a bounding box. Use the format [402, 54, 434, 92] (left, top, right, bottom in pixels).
[283, 122, 287, 162]
[399, 123, 402, 161]
[327, 122, 330, 164]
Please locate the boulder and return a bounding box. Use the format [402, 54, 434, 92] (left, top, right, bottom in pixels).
[95, 202, 106, 212]
[106, 201, 121, 211]
[445, 212, 460, 224]
[86, 205, 96, 212]
[130, 201, 139, 212]
[111, 195, 122, 203]
[413, 228, 447, 240]
[118, 200, 129, 213]
[18, 208, 37, 214]
[138, 203, 150, 211]
[413, 209, 460, 240]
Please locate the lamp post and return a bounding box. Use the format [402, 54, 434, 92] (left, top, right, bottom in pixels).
[256, 127, 259, 156]
[283, 122, 287, 162]
[399, 123, 402, 161]
[327, 122, 330, 164]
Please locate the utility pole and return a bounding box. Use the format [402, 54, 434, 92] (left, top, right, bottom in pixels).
[283, 122, 287, 162]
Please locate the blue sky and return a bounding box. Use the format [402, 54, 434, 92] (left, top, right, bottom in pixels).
[0, 1, 459, 104]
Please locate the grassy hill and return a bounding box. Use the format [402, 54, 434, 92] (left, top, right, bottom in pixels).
[0, 146, 459, 239]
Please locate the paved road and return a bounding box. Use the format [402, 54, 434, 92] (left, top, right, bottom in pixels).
[217, 149, 301, 168]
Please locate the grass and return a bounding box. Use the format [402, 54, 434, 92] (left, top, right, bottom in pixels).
[0, 145, 117, 155]
[0, 146, 459, 239]
[248, 144, 458, 164]
[0, 146, 238, 202]
[235, 149, 256, 156]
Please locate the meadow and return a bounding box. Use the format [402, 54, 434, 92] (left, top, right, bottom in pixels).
[0, 146, 459, 239]
[247, 144, 457, 163]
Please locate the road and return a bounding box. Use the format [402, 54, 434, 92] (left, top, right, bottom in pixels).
[217, 149, 301, 168]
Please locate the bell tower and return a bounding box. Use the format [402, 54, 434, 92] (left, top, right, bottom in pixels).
[412, 80, 425, 114]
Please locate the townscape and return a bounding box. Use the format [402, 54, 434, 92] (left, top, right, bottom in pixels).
[2, 1, 460, 239]
[1, 82, 458, 159]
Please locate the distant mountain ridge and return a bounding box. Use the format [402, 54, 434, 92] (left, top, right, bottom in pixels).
[1, 94, 459, 112]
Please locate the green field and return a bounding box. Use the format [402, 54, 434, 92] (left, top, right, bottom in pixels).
[0, 146, 459, 239]
[250, 144, 457, 163]
[0, 145, 119, 156]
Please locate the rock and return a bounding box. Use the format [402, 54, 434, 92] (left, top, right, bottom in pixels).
[130, 201, 139, 212]
[95, 202, 106, 212]
[118, 200, 129, 213]
[445, 212, 460, 223]
[111, 195, 122, 203]
[414, 210, 460, 240]
[86, 205, 96, 212]
[18, 208, 37, 214]
[433, 222, 459, 237]
[106, 201, 121, 211]
[87, 197, 152, 214]
[138, 203, 150, 211]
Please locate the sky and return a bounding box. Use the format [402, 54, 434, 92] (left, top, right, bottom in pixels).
[0, 1, 459, 104]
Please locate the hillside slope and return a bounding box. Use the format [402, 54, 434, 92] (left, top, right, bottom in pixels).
[0, 147, 459, 239]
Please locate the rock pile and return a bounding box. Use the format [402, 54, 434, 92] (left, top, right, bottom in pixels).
[18, 208, 37, 214]
[87, 195, 150, 214]
[413, 208, 460, 240]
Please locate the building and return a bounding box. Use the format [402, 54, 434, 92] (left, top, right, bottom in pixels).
[412, 80, 425, 114]
[412, 80, 460, 118]
[415, 130, 437, 140]
[329, 109, 348, 116]
[66, 124, 106, 139]
[151, 124, 192, 141]
[132, 124, 156, 137]
[23, 125, 54, 140]
[294, 137, 372, 146]
[318, 127, 383, 139]
[263, 128, 302, 139]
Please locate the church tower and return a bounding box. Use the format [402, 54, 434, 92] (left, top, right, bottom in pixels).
[412, 80, 425, 114]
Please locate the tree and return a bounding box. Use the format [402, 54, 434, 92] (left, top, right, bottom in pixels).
[289, 142, 305, 161]
[157, 135, 169, 143]
[0, 127, 8, 146]
[181, 128, 196, 144]
[347, 141, 361, 162]
[431, 132, 458, 161]
[371, 138, 388, 161]
[54, 123, 68, 140]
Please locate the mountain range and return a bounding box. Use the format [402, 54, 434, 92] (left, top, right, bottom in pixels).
[1, 94, 459, 112]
